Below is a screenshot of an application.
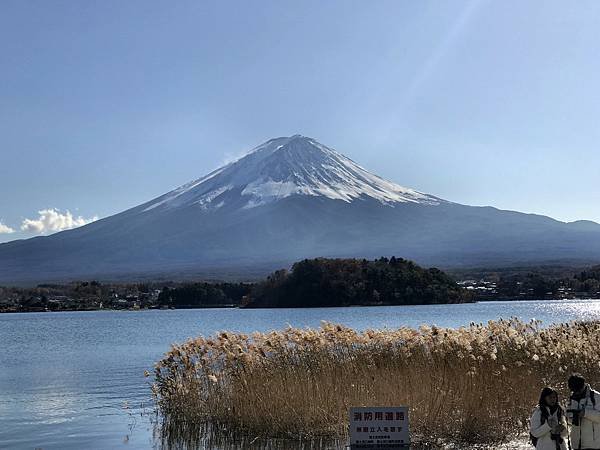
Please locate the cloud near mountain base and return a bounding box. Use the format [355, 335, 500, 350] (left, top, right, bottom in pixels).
[21, 209, 98, 234]
[0, 221, 15, 234]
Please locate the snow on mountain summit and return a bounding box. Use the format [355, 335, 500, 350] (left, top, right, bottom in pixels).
[143, 135, 443, 212]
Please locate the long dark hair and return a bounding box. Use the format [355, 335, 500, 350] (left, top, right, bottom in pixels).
[538, 387, 564, 419]
[536, 387, 568, 446]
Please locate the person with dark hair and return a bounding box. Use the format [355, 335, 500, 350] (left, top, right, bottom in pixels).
[567, 373, 600, 449]
[530, 387, 568, 450]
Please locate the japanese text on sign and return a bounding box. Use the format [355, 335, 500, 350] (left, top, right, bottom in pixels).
[349, 407, 409, 449]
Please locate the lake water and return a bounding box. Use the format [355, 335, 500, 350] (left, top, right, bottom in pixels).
[3, 299, 600, 449]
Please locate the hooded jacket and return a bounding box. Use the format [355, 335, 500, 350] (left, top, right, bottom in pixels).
[530, 405, 569, 450]
[569, 385, 600, 449]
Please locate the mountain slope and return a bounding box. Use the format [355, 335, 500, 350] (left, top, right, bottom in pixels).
[2, 135, 600, 284]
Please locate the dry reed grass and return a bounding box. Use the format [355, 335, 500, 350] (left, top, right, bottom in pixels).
[152, 319, 600, 445]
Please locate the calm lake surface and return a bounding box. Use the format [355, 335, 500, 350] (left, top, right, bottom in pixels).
[3, 299, 600, 449]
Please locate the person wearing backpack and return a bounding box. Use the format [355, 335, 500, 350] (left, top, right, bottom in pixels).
[568, 373, 600, 450]
[530, 387, 569, 450]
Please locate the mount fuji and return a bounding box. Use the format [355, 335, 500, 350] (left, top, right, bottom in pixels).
[2, 135, 600, 284]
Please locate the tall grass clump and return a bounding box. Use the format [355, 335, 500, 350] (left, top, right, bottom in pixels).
[152, 319, 600, 445]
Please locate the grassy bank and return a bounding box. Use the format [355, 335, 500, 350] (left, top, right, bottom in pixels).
[152, 319, 600, 446]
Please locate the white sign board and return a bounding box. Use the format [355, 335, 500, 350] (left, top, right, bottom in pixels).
[349, 406, 410, 449]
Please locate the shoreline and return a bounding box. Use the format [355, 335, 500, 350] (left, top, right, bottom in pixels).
[0, 304, 239, 314]
[3, 296, 600, 314]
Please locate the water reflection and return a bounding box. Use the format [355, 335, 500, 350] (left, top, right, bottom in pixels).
[154, 420, 343, 450]
[152, 418, 524, 450]
[2, 302, 597, 448]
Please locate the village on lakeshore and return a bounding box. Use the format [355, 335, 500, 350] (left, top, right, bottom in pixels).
[3, 258, 600, 313]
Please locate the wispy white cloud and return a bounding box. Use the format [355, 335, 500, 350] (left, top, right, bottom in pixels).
[0, 221, 15, 234]
[220, 150, 249, 167]
[20, 209, 98, 234]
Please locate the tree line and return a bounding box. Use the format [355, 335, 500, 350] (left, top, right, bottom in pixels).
[157, 283, 251, 308]
[243, 257, 472, 308]
[492, 265, 600, 299]
[21, 257, 591, 312]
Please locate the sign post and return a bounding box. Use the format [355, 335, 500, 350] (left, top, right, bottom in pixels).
[349, 406, 410, 449]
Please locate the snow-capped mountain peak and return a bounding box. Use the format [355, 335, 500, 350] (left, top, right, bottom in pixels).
[143, 135, 442, 212]
[6, 135, 600, 285]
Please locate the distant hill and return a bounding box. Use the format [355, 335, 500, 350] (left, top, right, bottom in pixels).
[2, 135, 600, 284]
[243, 257, 472, 308]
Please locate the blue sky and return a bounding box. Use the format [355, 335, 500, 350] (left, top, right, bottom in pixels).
[2, 0, 600, 242]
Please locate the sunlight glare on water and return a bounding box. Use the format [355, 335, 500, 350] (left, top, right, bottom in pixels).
[1, 299, 600, 449]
